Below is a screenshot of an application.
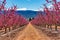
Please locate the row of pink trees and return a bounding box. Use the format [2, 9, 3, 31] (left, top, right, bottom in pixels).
[0, 0, 28, 33]
[31, 0, 60, 31]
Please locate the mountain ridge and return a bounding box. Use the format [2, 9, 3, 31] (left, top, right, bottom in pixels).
[16, 10, 44, 19]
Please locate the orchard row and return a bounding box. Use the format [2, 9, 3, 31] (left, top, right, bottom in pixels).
[31, 0, 60, 31]
[0, 0, 28, 33]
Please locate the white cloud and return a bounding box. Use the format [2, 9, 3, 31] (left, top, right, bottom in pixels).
[33, 10, 39, 11]
[48, 5, 53, 8]
[17, 8, 27, 10]
[39, 8, 44, 11]
[17, 8, 43, 11]
[47, 4, 54, 11]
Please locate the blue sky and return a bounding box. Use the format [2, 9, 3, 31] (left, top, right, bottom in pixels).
[4, 0, 60, 11]
[5, 0, 46, 11]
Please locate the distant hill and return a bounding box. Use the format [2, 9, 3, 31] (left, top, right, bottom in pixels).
[16, 10, 44, 19]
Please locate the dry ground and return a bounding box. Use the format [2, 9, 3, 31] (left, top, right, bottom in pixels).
[13, 23, 51, 40]
[0, 23, 60, 40]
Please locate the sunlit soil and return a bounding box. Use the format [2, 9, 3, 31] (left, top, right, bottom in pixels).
[0, 25, 26, 40]
[0, 23, 60, 40]
[34, 25, 60, 40]
[14, 23, 51, 40]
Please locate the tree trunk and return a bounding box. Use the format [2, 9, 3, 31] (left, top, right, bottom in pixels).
[55, 25, 57, 31]
[9, 27, 10, 32]
[50, 25, 52, 30]
[47, 25, 49, 29]
[5, 27, 7, 33]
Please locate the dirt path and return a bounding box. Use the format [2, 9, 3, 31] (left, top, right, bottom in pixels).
[14, 23, 51, 40]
